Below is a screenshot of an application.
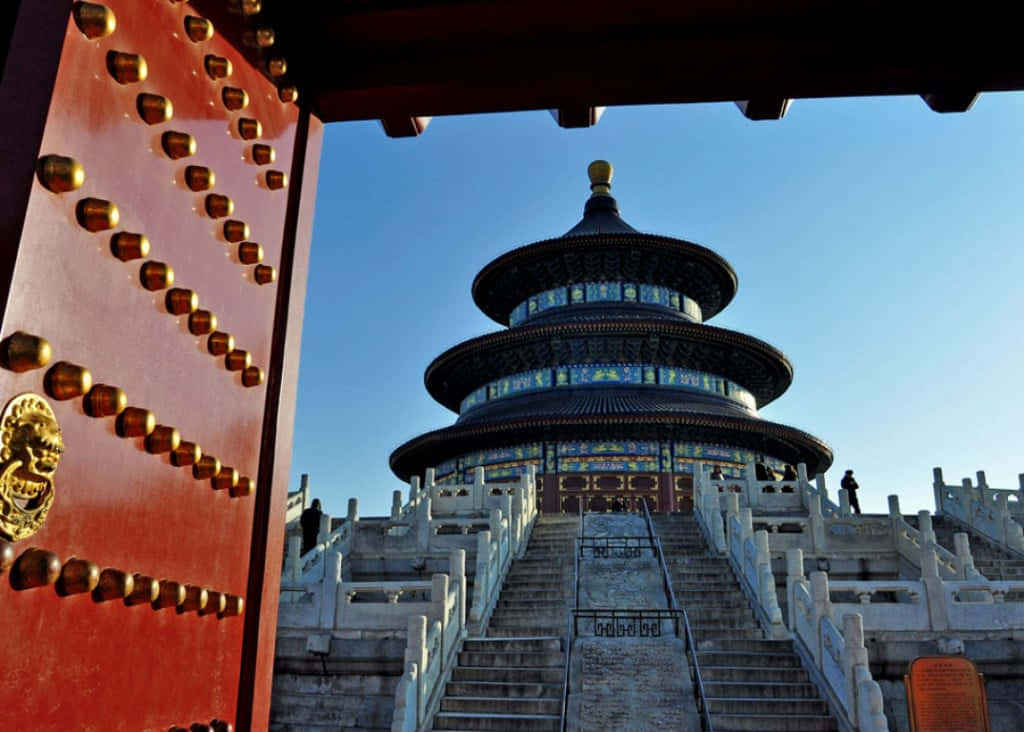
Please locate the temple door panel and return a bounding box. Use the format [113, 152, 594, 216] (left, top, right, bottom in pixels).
[0, 3, 320, 729]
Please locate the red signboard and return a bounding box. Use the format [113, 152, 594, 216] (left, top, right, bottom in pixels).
[905, 656, 990, 732]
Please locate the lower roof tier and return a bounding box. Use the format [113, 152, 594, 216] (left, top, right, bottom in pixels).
[390, 412, 833, 481]
[425, 319, 793, 412]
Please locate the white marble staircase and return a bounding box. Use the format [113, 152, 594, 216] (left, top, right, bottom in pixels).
[652, 513, 839, 732]
[432, 515, 578, 731]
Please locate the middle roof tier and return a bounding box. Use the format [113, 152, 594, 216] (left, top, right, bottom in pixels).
[424, 319, 794, 413]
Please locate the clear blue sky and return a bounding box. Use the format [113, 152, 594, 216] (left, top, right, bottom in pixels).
[290, 93, 1024, 519]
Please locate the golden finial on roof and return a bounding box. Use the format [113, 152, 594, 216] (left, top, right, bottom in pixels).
[588, 160, 613, 196]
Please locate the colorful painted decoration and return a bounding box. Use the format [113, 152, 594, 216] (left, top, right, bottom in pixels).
[460, 363, 756, 413]
[507, 280, 702, 327]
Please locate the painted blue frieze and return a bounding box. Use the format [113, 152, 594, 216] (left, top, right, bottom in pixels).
[570, 365, 643, 385]
[509, 281, 702, 326]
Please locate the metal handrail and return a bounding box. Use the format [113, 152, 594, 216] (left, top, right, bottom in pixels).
[641, 499, 715, 732]
[577, 535, 656, 558]
[560, 533, 580, 732]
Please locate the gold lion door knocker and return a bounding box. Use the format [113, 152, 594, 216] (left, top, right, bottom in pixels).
[0, 394, 63, 541]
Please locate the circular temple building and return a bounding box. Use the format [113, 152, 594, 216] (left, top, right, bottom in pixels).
[391, 161, 832, 513]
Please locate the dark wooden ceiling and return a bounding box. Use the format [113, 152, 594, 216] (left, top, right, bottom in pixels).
[196, 1, 1024, 130]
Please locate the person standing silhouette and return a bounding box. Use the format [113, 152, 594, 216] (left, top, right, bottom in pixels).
[300, 498, 323, 554]
[841, 470, 861, 515]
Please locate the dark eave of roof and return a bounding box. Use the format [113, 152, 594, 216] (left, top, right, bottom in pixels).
[472, 233, 738, 326]
[194, 1, 1024, 124]
[389, 412, 833, 481]
[424, 320, 792, 412]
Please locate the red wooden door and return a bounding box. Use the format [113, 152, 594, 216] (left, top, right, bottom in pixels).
[0, 3, 320, 729]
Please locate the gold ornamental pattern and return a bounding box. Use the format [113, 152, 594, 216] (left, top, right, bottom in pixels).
[0, 393, 63, 541]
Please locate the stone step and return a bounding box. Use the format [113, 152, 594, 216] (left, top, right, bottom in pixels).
[671, 581, 744, 590]
[710, 713, 838, 731]
[451, 666, 564, 684]
[688, 617, 761, 631]
[696, 638, 790, 653]
[705, 681, 822, 699]
[497, 599, 570, 609]
[685, 608, 754, 622]
[665, 558, 730, 568]
[502, 579, 573, 589]
[707, 698, 829, 715]
[668, 566, 735, 576]
[458, 651, 565, 668]
[699, 666, 809, 683]
[677, 598, 748, 609]
[488, 625, 565, 638]
[463, 637, 562, 653]
[693, 629, 768, 643]
[498, 590, 572, 600]
[697, 651, 800, 668]
[439, 696, 561, 715]
[433, 711, 561, 731]
[489, 611, 565, 621]
[445, 681, 564, 699]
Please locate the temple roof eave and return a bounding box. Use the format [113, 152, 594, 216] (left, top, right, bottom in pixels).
[423, 319, 794, 411]
[389, 414, 833, 481]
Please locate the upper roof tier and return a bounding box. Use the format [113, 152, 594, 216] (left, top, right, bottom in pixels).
[472, 162, 738, 326]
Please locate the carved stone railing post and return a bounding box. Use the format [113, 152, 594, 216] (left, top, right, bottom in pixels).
[855, 664, 890, 731]
[744, 461, 756, 508]
[721, 492, 739, 554]
[489, 508, 504, 567]
[300, 472, 310, 511]
[953, 532, 976, 580]
[473, 467, 485, 511]
[424, 468, 436, 491]
[809, 571, 830, 666]
[808, 494, 825, 552]
[786, 547, 805, 632]
[417, 497, 433, 551]
[839, 488, 852, 517]
[502, 492, 514, 545]
[932, 467, 945, 515]
[347, 497, 359, 525]
[409, 476, 421, 505]
[919, 548, 947, 631]
[739, 508, 754, 544]
[917, 510, 935, 549]
[432, 572, 448, 625]
[842, 613, 869, 728]
[525, 465, 537, 517]
[450, 549, 466, 629]
[406, 615, 427, 729]
[286, 534, 302, 582]
[995, 493, 1015, 547]
[755, 529, 786, 637]
[469, 530, 492, 626]
[320, 551, 342, 629]
[391, 490, 403, 520]
[887, 495, 900, 520]
[815, 472, 828, 501]
[962, 477, 976, 520]
[711, 495, 728, 554]
[317, 513, 331, 546]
